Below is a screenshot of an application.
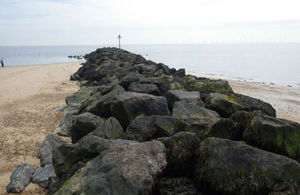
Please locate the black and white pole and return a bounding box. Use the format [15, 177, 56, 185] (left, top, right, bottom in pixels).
[118, 34, 122, 49]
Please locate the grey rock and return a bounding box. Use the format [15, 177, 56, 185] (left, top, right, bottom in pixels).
[100, 92, 169, 129]
[124, 115, 179, 141]
[37, 133, 66, 167]
[53, 141, 167, 195]
[90, 117, 124, 139]
[166, 90, 201, 110]
[32, 165, 55, 189]
[172, 101, 220, 120]
[56, 112, 74, 137]
[128, 83, 160, 95]
[6, 163, 35, 193]
[158, 132, 201, 176]
[119, 72, 145, 89]
[71, 112, 104, 143]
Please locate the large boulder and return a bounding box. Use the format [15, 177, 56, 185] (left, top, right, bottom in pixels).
[52, 141, 167, 195]
[204, 93, 276, 117]
[79, 85, 126, 115]
[172, 101, 220, 120]
[70, 112, 104, 143]
[124, 115, 180, 142]
[6, 163, 35, 193]
[195, 137, 300, 194]
[172, 101, 220, 138]
[90, 117, 124, 139]
[128, 83, 160, 95]
[207, 118, 242, 141]
[158, 132, 201, 176]
[185, 76, 234, 96]
[100, 92, 169, 129]
[166, 90, 201, 110]
[242, 112, 300, 161]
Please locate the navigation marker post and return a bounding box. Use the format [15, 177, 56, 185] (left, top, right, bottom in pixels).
[118, 34, 122, 49]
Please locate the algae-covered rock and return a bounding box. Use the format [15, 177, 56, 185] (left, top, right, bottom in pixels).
[53, 141, 167, 195]
[128, 83, 160, 95]
[205, 93, 276, 117]
[204, 93, 244, 117]
[185, 76, 234, 96]
[166, 90, 201, 110]
[158, 132, 201, 176]
[90, 117, 124, 139]
[70, 112, 104, 143]
[195, 137, 300, 194]
[243, 112, 300, 161]
[100, 92, 169, 129]
[124, 115, 179, 142]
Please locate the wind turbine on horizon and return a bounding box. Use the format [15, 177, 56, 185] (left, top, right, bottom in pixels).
[118, 34, 122, 49]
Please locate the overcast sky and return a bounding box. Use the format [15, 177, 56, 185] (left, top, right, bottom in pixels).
[1, 0, 300, 45]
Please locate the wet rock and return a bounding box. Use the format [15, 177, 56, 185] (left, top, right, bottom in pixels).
[52, 141, 167, 195]
[157, 63, 170, 75]
[90, 117, 124, 139]
[124, 115, 180, 141]
[32, 165, 55, 189]
[100, 92, 169, 129]
[158, 132, 201, 176]
[71, 112, 104, 143]
[195, 137, 300, 194]
[128, 83, 160, 95]
[6, 163, 35, 193]
[166, 90, 201, 110]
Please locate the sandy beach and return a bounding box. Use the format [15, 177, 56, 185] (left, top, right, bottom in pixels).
[0, 62, 81, 194]
[0, 62, 299, 194]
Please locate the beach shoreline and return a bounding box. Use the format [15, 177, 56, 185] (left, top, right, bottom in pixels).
[0, 62, 299, 194]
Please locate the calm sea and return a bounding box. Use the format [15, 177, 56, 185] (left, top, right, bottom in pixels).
[0, 44, 299, 86]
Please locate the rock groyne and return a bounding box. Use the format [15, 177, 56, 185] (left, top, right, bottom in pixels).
[7, 48, 300, 194]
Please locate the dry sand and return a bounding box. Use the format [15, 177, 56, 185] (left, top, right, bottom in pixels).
[0, 62, 81, 194]
[229, 80, 300, 124]
[0, 62, 299, 194]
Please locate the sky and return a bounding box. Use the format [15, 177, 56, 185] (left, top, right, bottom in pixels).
[1, 0, 300, 45]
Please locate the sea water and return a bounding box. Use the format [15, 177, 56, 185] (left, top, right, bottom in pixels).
[0, 43, 299, 86]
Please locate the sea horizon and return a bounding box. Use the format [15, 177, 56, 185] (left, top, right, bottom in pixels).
[0, 43, 299, 87]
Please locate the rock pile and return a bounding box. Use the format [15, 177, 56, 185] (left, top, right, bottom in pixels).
[7, 48, 300, 194]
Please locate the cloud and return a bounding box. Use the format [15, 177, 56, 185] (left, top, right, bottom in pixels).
[0, 0, 300, 45]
